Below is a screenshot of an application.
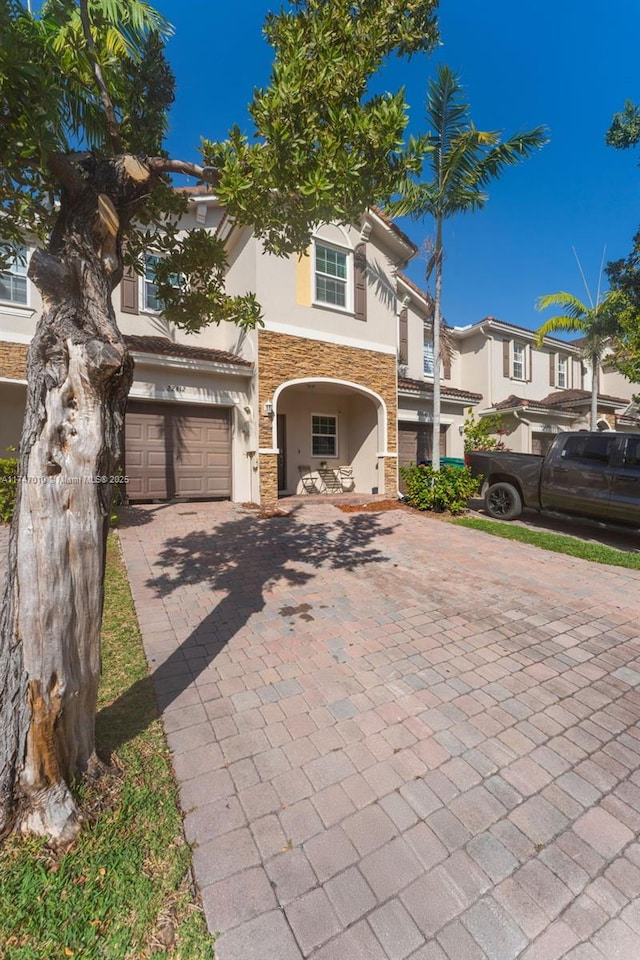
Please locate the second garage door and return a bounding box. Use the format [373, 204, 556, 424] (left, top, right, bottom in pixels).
[125, 401, 231, 501]
[398, 422, 447, 493]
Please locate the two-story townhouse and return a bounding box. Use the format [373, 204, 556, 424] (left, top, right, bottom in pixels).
[0, 198, 424, 506]
[221, 205, 418, 503]
[395, 273, 482, 471]
[453, 317, 638, 453]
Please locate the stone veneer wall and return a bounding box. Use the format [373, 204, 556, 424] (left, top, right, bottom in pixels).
[257, 330, 397, 504]
[0, 342, 27, 380]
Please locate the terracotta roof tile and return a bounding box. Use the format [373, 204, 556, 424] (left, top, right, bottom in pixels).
[398, 375, 482, 402]
[124, 335, 252, 367]
[538, 388, 629, 408]
[370, 207, 418, 254]
[494, 389, 630, 413]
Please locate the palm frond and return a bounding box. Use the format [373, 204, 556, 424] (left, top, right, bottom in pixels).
[476, 128, 549, 185]
[535, 314, 587, 346]
[536, 291, 590, 318]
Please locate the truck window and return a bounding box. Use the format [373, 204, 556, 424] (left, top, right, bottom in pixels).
[623, 438, 640, 466]
[561, 434, 615, 464]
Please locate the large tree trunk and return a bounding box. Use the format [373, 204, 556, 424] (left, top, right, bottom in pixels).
[0, 157, 146, 846]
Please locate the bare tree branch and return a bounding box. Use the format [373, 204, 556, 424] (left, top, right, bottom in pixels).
[46, 153, 88, 196]
[145, 157, 220, 186]
[79, 0, 123, 154]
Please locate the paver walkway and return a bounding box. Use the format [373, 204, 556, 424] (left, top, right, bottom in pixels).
[121, 503, 640, 957]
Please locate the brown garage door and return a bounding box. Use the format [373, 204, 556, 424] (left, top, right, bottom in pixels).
[398, 422, 447, 493]
[531, 432, 555, 456]
[398, 422, 446, 466]
[125, 401, 231, 501]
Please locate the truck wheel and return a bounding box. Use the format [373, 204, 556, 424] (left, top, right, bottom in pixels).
[485, 482, 523, 520]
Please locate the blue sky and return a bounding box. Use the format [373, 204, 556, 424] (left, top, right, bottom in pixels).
[157, 0, 640, 333]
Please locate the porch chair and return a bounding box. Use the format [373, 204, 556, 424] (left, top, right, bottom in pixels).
[317, 467, 343, 494]
[338, 466, 355, 492]
[299, 466, 323, 494]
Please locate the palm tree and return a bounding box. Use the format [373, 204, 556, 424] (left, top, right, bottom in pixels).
[389, 65, 547, 469]
[536, 290, 622, 430]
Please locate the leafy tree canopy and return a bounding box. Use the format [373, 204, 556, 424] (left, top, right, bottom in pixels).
[605, 100, 640, 386]
[1, 0, 440, 331]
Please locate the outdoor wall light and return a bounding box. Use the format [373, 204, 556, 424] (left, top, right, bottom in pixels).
[264, 400, 274, 418]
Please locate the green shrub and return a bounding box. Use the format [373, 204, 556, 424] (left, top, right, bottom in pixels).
[463, 407, 508, 453]
[0, 457, 18, 522]
[401, 463, 481, 515]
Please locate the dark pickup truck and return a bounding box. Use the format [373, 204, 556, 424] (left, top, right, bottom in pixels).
[466, 431, 640, 526]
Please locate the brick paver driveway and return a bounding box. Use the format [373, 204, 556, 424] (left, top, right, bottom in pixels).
[117, 501, 640, 960]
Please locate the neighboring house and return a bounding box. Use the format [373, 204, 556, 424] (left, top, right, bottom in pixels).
[1, 207, 637, 505]
[452, 317, 639, 453]
[395, 272, 482, 468]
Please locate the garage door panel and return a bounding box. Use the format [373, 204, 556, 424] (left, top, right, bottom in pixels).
[126, 402, 231, 501]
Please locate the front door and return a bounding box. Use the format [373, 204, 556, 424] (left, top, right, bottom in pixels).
[277, 414, 287, 492]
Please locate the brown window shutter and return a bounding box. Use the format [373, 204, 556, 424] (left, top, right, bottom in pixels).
[549, 352, 555, 387]
[443, 351, 451, 380]
[354, 242, 367, 321]
[121, 264, 139, 314]
[399, 307, 408, 363]
[574, 359, 582, 388]
[527, 344, 532, 381]
[503, 339, 510, 377]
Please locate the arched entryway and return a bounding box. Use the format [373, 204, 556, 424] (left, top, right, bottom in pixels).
[267, 378, 388, 499]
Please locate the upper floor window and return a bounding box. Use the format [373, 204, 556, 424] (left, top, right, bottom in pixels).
[143, 254, 163, 312]
[423, 341, 434, 376]
[314, 243, 349, 309]
[549, 351, 572, 389]
[0, 245, 28, 305]
[512, 342, 526, 380]
[557, 355, 568, 389]
[142, 254, 182, 313]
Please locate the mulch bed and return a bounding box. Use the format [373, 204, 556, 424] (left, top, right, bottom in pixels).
[334, 499, 411, 513]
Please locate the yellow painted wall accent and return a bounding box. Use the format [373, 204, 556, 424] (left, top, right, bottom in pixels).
[296, 247, 312, 306]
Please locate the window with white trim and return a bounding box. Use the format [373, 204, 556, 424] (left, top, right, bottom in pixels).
[311, 414, 338, 457]
[143, 254, 163, 311]
[314, 242, 350, 309]
[0, 244, 28, 305]
[557, 354, 568, 389]
[512, 342, 526, 380]
[423, 341, 434, 376]
[142, 253, 182, 312]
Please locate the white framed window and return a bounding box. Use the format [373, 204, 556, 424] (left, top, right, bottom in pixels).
[423, 341, 434, 376]
[142, 254, 163, 312]
[0, 244, 28, 305]
[314, 242, 351, 310]
[511, 341, 528, 380]
[557, 354, 568, 389]
[311, 414, 338, 458]
[142, 253, 182, 313]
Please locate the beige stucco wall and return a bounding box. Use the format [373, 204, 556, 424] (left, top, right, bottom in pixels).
[252, 222, 399, 352]
[599, 362, 637, 403]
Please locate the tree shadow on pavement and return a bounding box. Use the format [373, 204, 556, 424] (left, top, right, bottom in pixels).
[97, 505, 394, 755]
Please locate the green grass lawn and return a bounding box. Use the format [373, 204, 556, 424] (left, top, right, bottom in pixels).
[452, 516, 640, 570]
[0, 535, 215, 960]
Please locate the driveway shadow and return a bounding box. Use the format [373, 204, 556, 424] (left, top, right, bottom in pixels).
[97, 506, 393, 755]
